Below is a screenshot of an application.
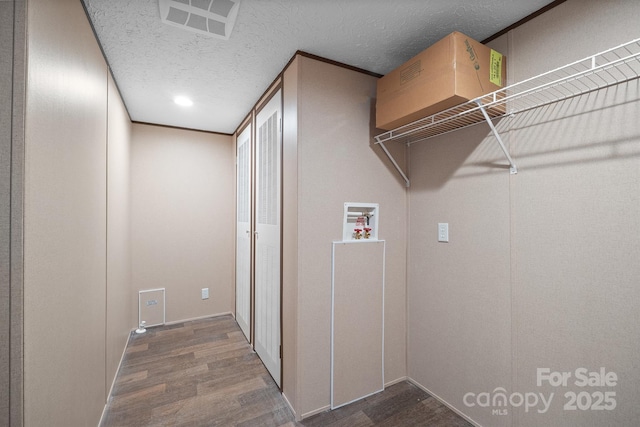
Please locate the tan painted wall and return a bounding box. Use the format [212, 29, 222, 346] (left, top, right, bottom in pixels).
[131, 124, 235, 324]
[407, 1, 640, 426]
[6, 1, 26, 424]
[282, 57, 300, 412]
[24, 0, 108, 424]
[23, 0, 133, 425]
[286, 56, 408, 417]
[106, 72, 132, 396]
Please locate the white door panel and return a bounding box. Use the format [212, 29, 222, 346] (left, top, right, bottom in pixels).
[254, 91, 281, 386]
[235, 124, 252, 341]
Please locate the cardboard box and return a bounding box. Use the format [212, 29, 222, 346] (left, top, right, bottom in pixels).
[376, 31, 507, 131]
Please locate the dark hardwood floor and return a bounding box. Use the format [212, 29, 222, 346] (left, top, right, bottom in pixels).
[101, 315, 472, 427]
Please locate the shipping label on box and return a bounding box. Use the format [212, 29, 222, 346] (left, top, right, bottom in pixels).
[490, 49, 504, 86]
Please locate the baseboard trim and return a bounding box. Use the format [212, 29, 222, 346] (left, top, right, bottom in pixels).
[164, 311, 234, 326]
[384, 375, 408, 388]
[99, 330, 134, 426]
[407, 378, 482, 427]
[300, 404, 331, 420]
[297, 376, 410, 421]
[281, 392, 297, 419]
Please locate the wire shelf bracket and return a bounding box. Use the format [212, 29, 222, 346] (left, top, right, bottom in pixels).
[476, 100, 517, 175]
[374, 37, 640, 185]
[378, 139, 410, 187]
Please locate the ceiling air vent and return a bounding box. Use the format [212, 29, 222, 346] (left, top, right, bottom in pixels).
[159, 0, 240, 40]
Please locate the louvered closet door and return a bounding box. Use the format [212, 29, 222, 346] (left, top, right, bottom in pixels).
[235, 124, 252, 342]
[254, 90, 282, 386]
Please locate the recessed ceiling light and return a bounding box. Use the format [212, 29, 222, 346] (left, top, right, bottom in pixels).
[174, 96, 193, 107]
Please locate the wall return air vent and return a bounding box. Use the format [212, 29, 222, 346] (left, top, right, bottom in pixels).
[159, 0, 240, 40]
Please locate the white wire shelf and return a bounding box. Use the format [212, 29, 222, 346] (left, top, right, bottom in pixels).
[374, 37, 640, 186]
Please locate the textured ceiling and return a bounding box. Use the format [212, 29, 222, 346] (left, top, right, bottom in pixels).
[83, 0, 556, 134]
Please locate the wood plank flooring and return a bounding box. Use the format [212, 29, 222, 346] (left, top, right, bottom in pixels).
[303, 382, 473, 427]
[101, 315, 472, 426]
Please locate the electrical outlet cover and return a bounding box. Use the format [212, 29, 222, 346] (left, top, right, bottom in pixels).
[438, 223, 449, 242]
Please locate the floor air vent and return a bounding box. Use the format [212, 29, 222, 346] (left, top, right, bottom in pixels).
[159, 0, 240, 40]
